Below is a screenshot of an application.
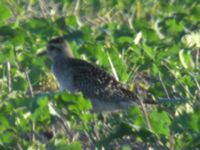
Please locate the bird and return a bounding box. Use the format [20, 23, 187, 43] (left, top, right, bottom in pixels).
[38, 37, 155, 112]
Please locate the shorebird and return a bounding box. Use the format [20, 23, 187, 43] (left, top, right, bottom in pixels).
[38, 37, 154, 112]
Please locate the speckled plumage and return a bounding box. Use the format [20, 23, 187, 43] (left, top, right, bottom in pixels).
[43, 37, 141, 112]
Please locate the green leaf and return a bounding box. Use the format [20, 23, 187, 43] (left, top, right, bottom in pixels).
[122, 145, 131, 150]
[37, 96, 49, 107]
[21, 18, 53, 37]
[98, 122, 157, 147]
[65, 15, 79, 27]
[12, 76, 28, 91]
[0, 45, 15, 64]
[150, 110, 171, 137]
[107, 46, 128, 81]
[0, 4, 12, 26]
[0, 25, 15, 36]
[166, 19, 184, 34]
[57, 92, 92, 111]
[143, 44, 156, 60]
[128, 106, 146, 128]
[32, 96, 50, 123]
[116, 36, 133, 44]
[142, 28, 160, 43]
[179, 49, 194, 70]
[0, 131, 14, 144]
[49, 141, 82, 150]
[0, 115, 10, 132]
[152, 64, 160, 76]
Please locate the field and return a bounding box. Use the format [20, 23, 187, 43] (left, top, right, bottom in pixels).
[0, 0, 199, 149]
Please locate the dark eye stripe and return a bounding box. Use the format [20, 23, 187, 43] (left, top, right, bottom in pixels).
[49, 45, 56, 50]
[48, 45, 61, 51]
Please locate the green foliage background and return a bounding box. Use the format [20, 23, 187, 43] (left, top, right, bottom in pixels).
[0, 0, 199, 149]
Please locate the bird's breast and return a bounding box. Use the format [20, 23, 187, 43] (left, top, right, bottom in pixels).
[52, 65, 76, 92]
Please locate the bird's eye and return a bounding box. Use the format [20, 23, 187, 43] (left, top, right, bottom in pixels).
[48, 45, 61, 52]
[48, 45, 56, 51]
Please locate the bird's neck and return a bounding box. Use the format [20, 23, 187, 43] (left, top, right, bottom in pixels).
[63, 43, 73, 58]
[65, 49, 73, 58]
[53, 55, 69, 64]
[53, 48, 73, 63]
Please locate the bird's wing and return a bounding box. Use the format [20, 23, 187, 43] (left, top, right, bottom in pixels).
[69, 59, 138, 103]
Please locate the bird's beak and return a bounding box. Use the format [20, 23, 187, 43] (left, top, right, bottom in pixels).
[37, 50, 47, 56]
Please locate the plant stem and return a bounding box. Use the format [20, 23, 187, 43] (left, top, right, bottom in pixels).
[25, 69, 34, 98]
[6, 61, 11, 93]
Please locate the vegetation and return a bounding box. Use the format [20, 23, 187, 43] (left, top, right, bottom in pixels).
[0, 0, 199, 149]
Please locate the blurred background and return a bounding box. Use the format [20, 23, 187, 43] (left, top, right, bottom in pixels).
[0, 0, 199, 149]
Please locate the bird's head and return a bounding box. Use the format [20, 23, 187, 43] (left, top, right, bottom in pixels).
[37, 37, 73, 61]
